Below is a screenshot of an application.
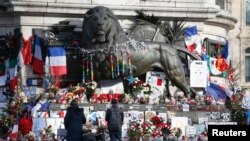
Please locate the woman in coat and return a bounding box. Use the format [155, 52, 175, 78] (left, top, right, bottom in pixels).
[64, 99, 86, 141]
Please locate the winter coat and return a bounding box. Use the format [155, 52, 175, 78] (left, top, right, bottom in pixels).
[105, 104, 124, 132]
[64, 106, 86, 141]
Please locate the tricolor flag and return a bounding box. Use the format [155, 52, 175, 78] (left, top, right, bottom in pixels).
[9, 59, 18, 90]
[48, 47, 67, 76]
[19, 36, 33, 66]
[216, 40, 230, 71]
[184, 26, 202, 54]
[33, 35, 44, 76]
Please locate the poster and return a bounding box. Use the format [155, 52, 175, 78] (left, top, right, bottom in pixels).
[190, 61, 208, 88]
[146, 71, 166, 96]
[171, 117, 189, 136]
[123, 111, 144, 125]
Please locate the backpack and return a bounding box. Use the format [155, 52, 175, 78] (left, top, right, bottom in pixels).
[108, 107, 122, 132]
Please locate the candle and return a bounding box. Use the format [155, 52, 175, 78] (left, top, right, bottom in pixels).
[90, 55, 94, 82]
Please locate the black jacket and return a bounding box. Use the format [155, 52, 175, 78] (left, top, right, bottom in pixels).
[105, 104, 124, 132]
[64, 106, 86, 141]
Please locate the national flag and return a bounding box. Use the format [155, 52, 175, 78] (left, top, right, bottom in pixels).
[0, 59, 7, 86]
[19, 36, 33, 66]
[9, 59, 18, 90]
[208, 57, 222, 75]
[216, 40, 230, 71]
[184, 26, 202, 54]
[48, 47, 67, 76]
[33, 35, 44, 76]
[206, 83, 228, 101]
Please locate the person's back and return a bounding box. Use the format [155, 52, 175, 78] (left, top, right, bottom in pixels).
[105, 99, 123, 141]
[64, 99, 86, 141]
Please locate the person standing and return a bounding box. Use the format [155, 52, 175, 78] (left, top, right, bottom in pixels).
[105, 99, 124, 141]
[64, 99, 86, 141]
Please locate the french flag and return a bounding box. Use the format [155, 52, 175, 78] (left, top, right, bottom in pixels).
[184, 26, 201, 54]
[33, 35, 44, 76]
[48, 47, 67, 76]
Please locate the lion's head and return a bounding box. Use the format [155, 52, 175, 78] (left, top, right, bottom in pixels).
[82, 6, 123, 48]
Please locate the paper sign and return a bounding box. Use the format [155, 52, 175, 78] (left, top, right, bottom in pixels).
[185, 126, 196, 136]
[182, 104, 189, 112]
[171, 117, 189, 136]
[146, 71, 166, 96]
[190, 61, 208, 88]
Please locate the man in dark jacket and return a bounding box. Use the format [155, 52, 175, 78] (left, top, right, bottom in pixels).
[105, 99, 124, 141]
[64, 99, 86, 141]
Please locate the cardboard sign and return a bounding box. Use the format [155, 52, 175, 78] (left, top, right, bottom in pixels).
[190, 61, 208, 88]
[146, 71, 166, 96]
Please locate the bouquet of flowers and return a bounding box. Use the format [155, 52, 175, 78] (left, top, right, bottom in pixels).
[127, 121, 143, 138]
[130, 77, 152, 95]
[41, 125, 53, 135]
[141, 121, 155, 138]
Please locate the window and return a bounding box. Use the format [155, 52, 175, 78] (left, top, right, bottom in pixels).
[247, 0, 250, 25]
[245, 47, 250, 82]
[203, 38, 225, 58]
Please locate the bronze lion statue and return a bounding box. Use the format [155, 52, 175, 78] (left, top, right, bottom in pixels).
[82, 6, 195, 97]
